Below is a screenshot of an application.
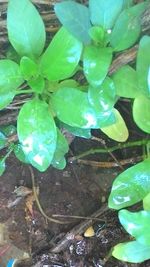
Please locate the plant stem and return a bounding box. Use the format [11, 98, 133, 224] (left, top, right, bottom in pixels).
[15, 89, 34, 95]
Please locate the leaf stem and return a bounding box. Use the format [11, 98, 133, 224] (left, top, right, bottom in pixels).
[15, 89, 34, 95]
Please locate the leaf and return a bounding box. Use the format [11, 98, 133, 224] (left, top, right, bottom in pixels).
[108, 158, 150, 210]
[143, 192, 150, 211]
[40, 27, 82, 81]
[89, 0, 123, 29]
[0, 132, 7, 150]
[0, 159, 5, 176]
[14, 143, 30, 164]
[119, 209, 150, 246]
[88, 77, 116, 113]
[0, 125, 16, 137]
[17, 98, 57, 172]
[133, 95, 150, 134]
[112, 241, 150, 263]
[101, 109, 129, 142]
[112, 65, 139, 98]
[59, 121, 91, 139]
[7, 0, 46, 59]
[0, 60, 23, 110]
[51, 87, 115, 129]
[28, 76, 45, 94]
[122, 0, 133, 9]
[136, 36, 150, 96]
[20, 56, 38, 80]
[51, 128, 69, 170]
[83, 46, 112, 87]
[110, 2, 147, 51]
[54, 1, 91, 44]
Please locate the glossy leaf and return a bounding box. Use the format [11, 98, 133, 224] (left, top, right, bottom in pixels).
[0, 159, 5, 176]
[54, 1, 91, 44]
[112, 241, 150, 263]
[89, 0, 123, 29]
[119, 209, 150, 246]
[7, 0, 46, 59]
[59, 122, 91, 139]
[110, 2, 147, 51]
[108, 158, 150, 210]
[17, 98, 57, 172]
[101, 109, 129, 142]
[51, 129, 69, 170]
[0, 132, 7, 150]
[143, 192, 150, 211]
[51, 87, 115, 129]
[28, 76, 45, 94]
[83, 46, 112, 87]
[112, 65, 139, 98]
[0, 60, 23, 110]
[133, 95, 150, 134]
[20, 56, 38, 80]
[136, 36, 150, 96]
[88, 77, 116, 113]
[14, 143, 30, 164]
[40, 27, 82, 81]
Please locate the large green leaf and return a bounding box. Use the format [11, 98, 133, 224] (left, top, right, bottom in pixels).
[112, 65, 139, 98]
[110, 2, 147, 51]
[88, 77, 116, 113]
[119, 209, 150, 246]
[17, 98, 57, 172]
[122, 0, 133, 9]
[83, 46, 112, 87]
[112, 241, 150, 263]
[108, 158, 150, 210]
[89, 0, 123, 29]
[133, 95, 150, 134]
[54, 1, 91, 44]
[0, 60, 23, 110]
[7, 0, 46, 59]
[40, 27, 82, 81]
[136, 36, 150, 96]
[51, 87, 115, 129]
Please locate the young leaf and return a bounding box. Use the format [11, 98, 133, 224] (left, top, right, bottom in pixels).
[110, 2, 147, 51]
[40, 27, 82, 81]
[0, 60, 23, 110]
[101, 109, 129, 142]
[0, 132, 7, 150]
[136, 36, 150, 96]
[0, 159, 6, 176]
[7, 0, 46, 59]
[119, 209, 150, 246]
[112, 65, 139, 98]
[143, 192, 150, 211]
[89, 0, 123, 29]
[88, 77, 116, 113]
[108, 158, 150, 210]
[83, 46, 112, 87]
[54, 1, 91, 44]
[17, 98, 57, 172]
[133, 95, 150, 134]
[112, 241, 150, 263]
[28, 76, 45, 94]
[20, 56, 38, 80]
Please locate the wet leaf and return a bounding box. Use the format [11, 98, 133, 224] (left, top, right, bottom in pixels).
[40, 27, 82, 81]
[17, 98, 57, 172]
[108, 158, 150, 210]
[133, 95, 150, 134]
[20, 56, 38, 80]
[112, 241, 150, 263]
[0, 132, 7, 150]
[89, 0, 123, 29]
[83, 46, 112, 87]
[143, 192, 150, 211]
[54, 1, 91, 44]
[0, 159, 5, 176]
[101, 109, 129, 142]
[7, 0, 46, 59]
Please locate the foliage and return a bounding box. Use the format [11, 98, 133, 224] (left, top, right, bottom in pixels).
[0, 0, 149, 263]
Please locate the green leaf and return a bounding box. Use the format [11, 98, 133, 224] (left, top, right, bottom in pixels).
[108, 158, 150, 210]
[0, 125, 16, 137]
[0, 159, 6, 176]
[119, 209, 150, 246]
[89, 0, 123, 29]
[112, 65, 139, 98]
[101, 109, 129, 142]
[40, 27, 82, 81]
[133, 95, 150, 134]
[20, 56, 38, 80]
[54, 1, 91, 44]
[136, 36, 150, 96]
[122, 0, 133, 9]
[110, 2, 147, 51]
[112, 241, 150, 263]
[51, 87, 115, 129]
[17, 98, 57, 172]
[0, 60, 23, 110]
[59, 122, 91, 139]
[143, 192, 150, 211]
[28, 76, 45, 94]
[51, 128, 69, 170]
[14, 143, 30, 164]
[7, 0, 46, 59]
[0, 132, 7, 150]
[88, 77, 116, 113]
[83, 46, 112, 87]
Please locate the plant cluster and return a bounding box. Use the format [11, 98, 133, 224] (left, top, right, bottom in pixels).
[0, 0, 150, 263]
